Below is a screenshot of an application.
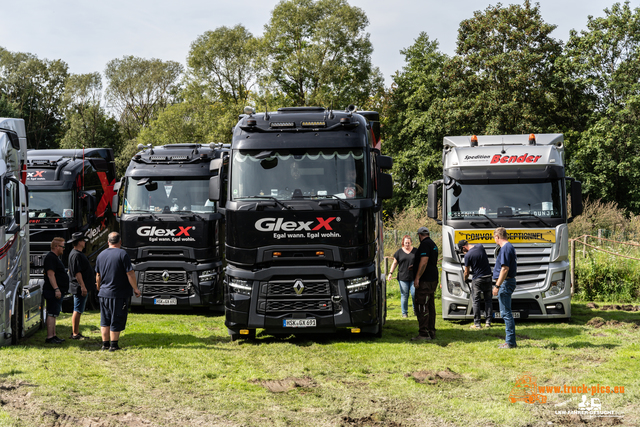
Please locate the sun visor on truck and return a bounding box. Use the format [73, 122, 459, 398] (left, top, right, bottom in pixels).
[446, 165, 565, 183]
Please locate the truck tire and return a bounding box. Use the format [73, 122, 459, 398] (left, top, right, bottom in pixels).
[10, 297, 23, 345]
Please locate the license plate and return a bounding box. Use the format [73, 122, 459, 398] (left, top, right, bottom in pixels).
[494, 311, 521, 319]
[154, 298, 177, 306]
[283, 319, 316, 328]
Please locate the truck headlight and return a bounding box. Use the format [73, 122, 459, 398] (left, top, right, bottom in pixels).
[447, 280, 466, 298]
[198, 270, 215, 281]
[228, 277, 252, 296]
[346, 276, 371, 294]
[543, 280, 565, 298]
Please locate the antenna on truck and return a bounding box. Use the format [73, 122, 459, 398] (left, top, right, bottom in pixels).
[501, 138, 506, 154]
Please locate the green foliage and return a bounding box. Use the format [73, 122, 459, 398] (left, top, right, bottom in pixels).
[59, 73, 123, 152]
[0, 47, 68, 149]
[186, 25, 259, 105]
[0, 95, 19, 118]
[574, 250, 640, 302]
[564, 2, 640, 213]
[104, 56, 183, 140]
[261, 0, 384, 108]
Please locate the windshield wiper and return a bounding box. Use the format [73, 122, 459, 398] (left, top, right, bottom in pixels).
[513, 213, 552, 227]
[315, 194, 355, 209]
[468, 213, 498, 227]
[238, 196, 292, 210]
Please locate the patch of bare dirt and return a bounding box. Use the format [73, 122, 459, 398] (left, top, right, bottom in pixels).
[251, 376, 316, 393]
[556, 414, 623, 425]
[585, 303, 640, 311]
[406, 367, 462, 385]
[0, 381, 156, 427]
[587, 317, 606, 328]
[341, 415, 402, 426]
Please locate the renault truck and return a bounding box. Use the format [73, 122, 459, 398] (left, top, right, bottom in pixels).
[428, 133, 582, 320]
[0, 118, 40, 345]
[113, 143, 226, 309]
[209, 106, 393, 340]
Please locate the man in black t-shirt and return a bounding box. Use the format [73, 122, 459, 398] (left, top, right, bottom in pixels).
[412, 227, 439, 341]
[95, 232, 141, 351]
[68, 232, 95, 339]
[458, 240, 493, 329]
[43, 237, 69, 344]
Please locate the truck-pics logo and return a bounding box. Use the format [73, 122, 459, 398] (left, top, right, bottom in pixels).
[255, 217, 342, 239]
[137, 226, 195, 242]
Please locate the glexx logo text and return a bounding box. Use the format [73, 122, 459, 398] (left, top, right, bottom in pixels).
[137, 226, 194, 237]
[255, 217, 337, 232]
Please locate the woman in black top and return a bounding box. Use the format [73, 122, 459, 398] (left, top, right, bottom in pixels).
[387, 235, 417, 317]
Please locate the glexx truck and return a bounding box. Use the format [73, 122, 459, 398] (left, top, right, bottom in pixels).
[209, 106, 393, 340]
[114, 144, 226, 309]
[0, 118, 40, 345]
[26, 148, 117, 280]
[428, 134, 582, 320]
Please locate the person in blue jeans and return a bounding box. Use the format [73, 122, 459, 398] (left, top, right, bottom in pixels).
[387, 235, 417, 317]
[492, 227, 517, 349]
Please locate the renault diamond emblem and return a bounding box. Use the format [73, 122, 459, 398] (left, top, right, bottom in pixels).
[293, 279, 304, 295]
[162, 270, 170, 282]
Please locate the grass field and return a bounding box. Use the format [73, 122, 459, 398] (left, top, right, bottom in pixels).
[0, 287, 638, 427]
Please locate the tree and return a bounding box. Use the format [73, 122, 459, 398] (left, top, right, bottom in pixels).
[104, 56, 183, 140]
[0, 95, 19, 118]
[186, 25, 260, 105]
[261, 0, 384, 108]
[564, 2, 640, 212]
[384, 33, 448, 211]
[59, 72, 123, 152]
[0, 47, 68, 149]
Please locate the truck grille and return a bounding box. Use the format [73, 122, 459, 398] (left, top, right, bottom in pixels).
[265, 299, 333, 312]
[257, 278, 340, 315]
[267, 280, 331, 296]
[487, 246, 551, 288]
[141, 270, 191, 296]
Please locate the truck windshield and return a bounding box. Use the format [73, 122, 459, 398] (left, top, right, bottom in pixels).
[29, 191, 74, 219]
[123, 177, 215, 214]
[446, 180, 564, 220]
[231, 148, 367, 201]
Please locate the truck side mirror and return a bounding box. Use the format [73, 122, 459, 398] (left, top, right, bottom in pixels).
[427, 182, 439, 219]
[377, 155, 393, 170]
[209, 158, 223, 202]
[571, 180, 583, 218]
[377, 172, 393, 199]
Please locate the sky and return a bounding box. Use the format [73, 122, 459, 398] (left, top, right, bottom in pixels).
[1, 0, 638, 86]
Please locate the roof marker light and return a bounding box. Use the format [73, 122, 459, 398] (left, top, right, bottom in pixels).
[470, 135, 478, 147]
[529, 134, 536, 145]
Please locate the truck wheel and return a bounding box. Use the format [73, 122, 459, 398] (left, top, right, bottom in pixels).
[10, 298, 23, 345]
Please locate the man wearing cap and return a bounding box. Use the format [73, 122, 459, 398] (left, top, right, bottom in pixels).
[458, 239, 493, 329]
[492, 227, 518, 349]
[95, 232, 141, 351]
[67, 232, 95, 339]
[412, 227, 439, 341]
[43, 237, 69, 344]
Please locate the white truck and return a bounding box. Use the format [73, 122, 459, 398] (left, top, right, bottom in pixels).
[0, 118, 40, 345]
[428, 134, 582, 320]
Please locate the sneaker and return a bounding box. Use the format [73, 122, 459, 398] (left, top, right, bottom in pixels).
[429, 332, 436, 340]
[109, 345, 122, 352]
[470, 324, 482, 330]
[45, 336, 64, 344]
[485, 323, 492, 328]
[101, 344, 110, 351]
[402, 314, 408, 318]
[498, 342, 517, 349]
[70, 334, 85, 340]
[411, 335, 432, 341]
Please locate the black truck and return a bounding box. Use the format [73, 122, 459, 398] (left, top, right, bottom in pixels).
[208, 106, 393, 340]
[27, 148, 117, 282]
[113, 143, 226, 309]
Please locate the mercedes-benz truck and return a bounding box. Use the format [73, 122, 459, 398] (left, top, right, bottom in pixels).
[428, 133, 582, 320]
